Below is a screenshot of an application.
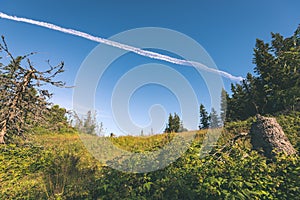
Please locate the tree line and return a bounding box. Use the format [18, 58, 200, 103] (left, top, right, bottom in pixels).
[0, 25, 299, 142]
[165, 25, 300, 132]
[225, 25, 300, 121]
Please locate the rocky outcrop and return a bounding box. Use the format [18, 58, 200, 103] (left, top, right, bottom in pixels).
[250, 115, 297, 158]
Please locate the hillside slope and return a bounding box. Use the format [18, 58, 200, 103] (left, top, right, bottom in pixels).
[0, 112, 299, 199]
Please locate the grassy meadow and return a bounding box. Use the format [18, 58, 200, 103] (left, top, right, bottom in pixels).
[0, 112, 299, 199]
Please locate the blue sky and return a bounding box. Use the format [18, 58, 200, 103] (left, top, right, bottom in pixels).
[1, 0, 300, 135]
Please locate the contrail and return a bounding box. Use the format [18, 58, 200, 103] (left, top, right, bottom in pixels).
[0, 12, 244, 81]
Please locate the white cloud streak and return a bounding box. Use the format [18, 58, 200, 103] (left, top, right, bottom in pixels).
[0, 12, 244, 82]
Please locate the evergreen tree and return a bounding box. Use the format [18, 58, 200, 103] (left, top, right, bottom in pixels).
[164, 114, 173, 133]
[254, 27, 300, 113]
[173, 113, 181, 132]
[165, 113, 181, 133]
[227, 25, 300, 120]
[43, 105, 69, 132]
[209, 108, 220, 128]
[199, 104, 210, 129]
[220, 88, 228, 125]
[83, 110, 97, 135]
[178, 121, 188, 132]
[72, 110, 100, 135]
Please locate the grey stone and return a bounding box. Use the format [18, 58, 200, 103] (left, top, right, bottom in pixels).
[250, 114, 297, 158]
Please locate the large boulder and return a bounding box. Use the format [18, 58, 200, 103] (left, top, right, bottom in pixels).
[250, 115, 297, 158]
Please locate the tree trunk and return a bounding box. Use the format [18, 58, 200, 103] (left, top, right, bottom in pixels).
[250, 114, 297, 158]
[0, 72, 32, 144]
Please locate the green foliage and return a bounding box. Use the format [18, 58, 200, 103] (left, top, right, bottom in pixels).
[1, 112, 299, 199]
[110, 132, 175, 153]
[83, 110, 97, 134]
[165, 113, 181, 133]
[0, 144, 49, 199]
[1, 26, 300, 199]
[0, 133, 102, 199]
[209, 108, 220, 128]
[227, 25, 300, 121]
[42, 143, 100, 199]
[46, 105, 68, 129]
[276, 111, 300, 152]
[225, 117, 254, 134]
[220, 88, 228, 125]
[199, 104, 210, 129]
[72, 110, 102, 135]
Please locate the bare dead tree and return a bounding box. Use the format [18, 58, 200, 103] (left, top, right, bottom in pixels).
[0, 36, 66, 143]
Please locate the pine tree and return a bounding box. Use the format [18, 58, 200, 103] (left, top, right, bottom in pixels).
[44, 105, 68, 132]
[220, 88, 228, 125]
[178, 120, 188, 132]
[165, 113, 181, 133]
[72, 110, 100, 135]
[209, 108, 220, 128]
[173, 113, 181, 132]
[199, 104, 210, 129]
[83, 110, 97, 134]
[227, 25, 300, 121]
[164, 114, 173, 133]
